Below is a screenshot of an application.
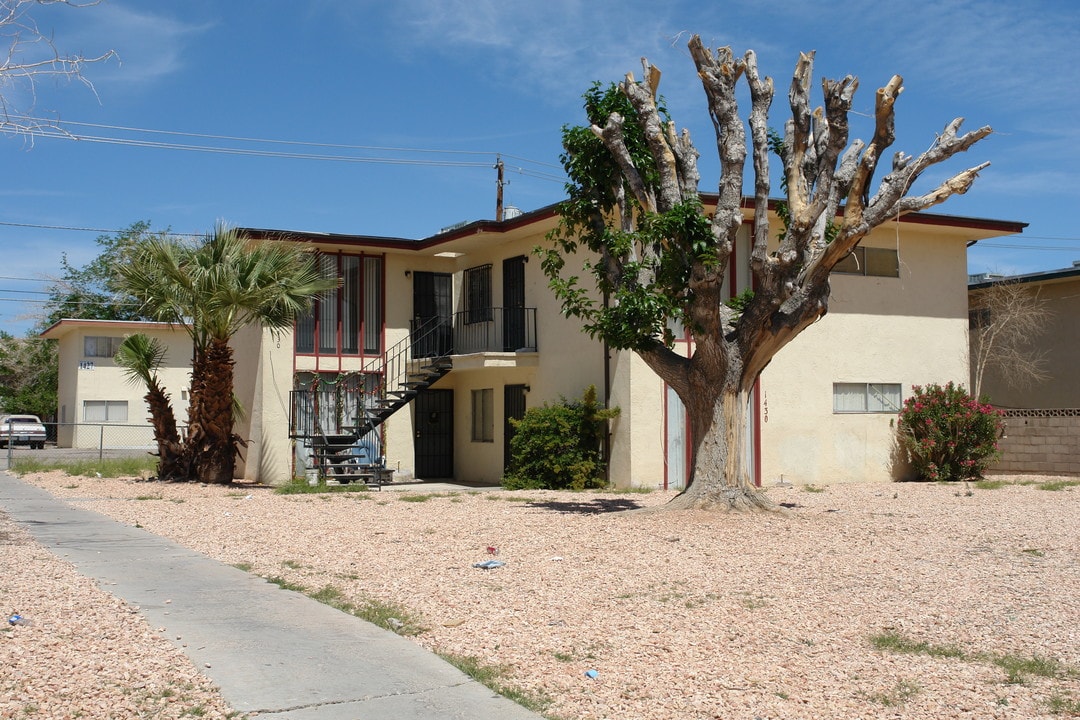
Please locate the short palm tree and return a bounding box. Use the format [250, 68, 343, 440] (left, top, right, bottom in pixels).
[115, 333, 190, 479]
[116, 225, 337, 484]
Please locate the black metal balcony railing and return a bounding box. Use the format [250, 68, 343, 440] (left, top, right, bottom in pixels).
[410, 307, 537, 357]
[453, 306, 537, 355]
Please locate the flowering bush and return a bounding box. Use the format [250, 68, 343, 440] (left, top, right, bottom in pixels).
[897, 382, 1005, 482]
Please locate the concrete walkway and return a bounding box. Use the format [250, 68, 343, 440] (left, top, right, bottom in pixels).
[0, 472, 543, 720]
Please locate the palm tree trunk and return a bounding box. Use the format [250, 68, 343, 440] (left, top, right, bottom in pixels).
[189, 338, 237, 484]
[143, 379, 190, 480]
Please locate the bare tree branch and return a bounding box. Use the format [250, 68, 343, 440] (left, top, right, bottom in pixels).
[0, 0, 117, 137]
[970, 280, 1052, 399]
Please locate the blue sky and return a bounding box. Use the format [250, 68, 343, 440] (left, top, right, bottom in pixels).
[3, 0, 1078, 335]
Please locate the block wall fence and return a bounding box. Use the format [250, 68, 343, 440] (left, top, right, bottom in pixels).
[989, 408, 1080, 476]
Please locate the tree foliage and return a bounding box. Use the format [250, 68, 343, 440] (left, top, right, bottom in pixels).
[115, 225, 337, 483]
[0, 330, 57, 418]
[43, 221, 162, 326]
[115, 333, 188, 479]
[541, 36, 992, 510]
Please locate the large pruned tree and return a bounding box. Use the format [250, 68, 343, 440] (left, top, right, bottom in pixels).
[543, 35, 992, 511]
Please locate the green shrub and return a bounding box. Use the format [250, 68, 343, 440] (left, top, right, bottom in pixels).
[897, 382, 1004, 482]
[502, 385, 618, 490]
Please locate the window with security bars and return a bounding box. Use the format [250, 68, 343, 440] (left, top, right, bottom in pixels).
[295, 253, 383, 355]
[833, 383, 902, 413]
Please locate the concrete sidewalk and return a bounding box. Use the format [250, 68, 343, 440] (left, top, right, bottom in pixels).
[0, 473, 543, 720]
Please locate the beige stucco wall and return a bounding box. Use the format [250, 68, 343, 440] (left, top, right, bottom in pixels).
[46, 321, 192, 450]
[758, 231, 971, 484]
[974, 275, 1080, 409]
[231, 324, 296, 483]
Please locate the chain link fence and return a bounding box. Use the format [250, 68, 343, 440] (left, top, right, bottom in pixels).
[3, 422, 162, 472]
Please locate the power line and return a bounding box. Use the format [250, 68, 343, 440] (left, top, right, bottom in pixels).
[15, 115, 568, 180]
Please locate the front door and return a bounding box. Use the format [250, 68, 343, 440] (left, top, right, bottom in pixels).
[502, 256, 526, 351]
[414, 389, 454, 478]
[412, 271, 452, 357]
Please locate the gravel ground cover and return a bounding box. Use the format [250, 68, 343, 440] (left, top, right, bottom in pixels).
[5, 472, 1080, 720]
[0, 510, 240, 719]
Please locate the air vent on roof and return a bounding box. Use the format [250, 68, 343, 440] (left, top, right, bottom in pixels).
[439, 220, 470, 234]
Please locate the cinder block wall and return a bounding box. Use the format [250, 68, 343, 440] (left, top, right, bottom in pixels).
[989, 409, 1080, 475]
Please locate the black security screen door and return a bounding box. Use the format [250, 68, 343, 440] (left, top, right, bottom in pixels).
[414, 389, 453, 478]
[412, 271, 452, 357]
[502, 256, 526, 351]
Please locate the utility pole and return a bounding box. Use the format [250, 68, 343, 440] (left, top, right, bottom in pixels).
[495, 155, 505, 222]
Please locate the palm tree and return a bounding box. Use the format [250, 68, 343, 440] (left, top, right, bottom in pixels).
[116, 225, 337, 484]
[115, 333, 190, 479]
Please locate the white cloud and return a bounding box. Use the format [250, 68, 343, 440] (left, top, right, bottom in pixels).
[65, 3, 214, 88]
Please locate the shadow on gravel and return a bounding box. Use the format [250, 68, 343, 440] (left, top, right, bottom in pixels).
[526, 498, 644, 515]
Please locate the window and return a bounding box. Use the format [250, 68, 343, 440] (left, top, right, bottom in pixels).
[83, 400, 128, 422]
[464, 264, 492, 324]
[471, 388, 494, 442]
[832, 247, 899, 277]
[84, 336, 122, 357]
[295, 253, 383, 355]
[833, 383, 902, 413]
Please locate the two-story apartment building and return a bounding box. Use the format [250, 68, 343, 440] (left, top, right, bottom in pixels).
[44, 198, 1025, 487]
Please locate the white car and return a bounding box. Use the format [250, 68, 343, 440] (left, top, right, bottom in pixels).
[0, 414, 47, 449]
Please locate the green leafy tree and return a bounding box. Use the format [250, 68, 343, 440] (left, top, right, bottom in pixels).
[0, 330, 57, 418]
[43, 221, 162, 325]
[115, 224, 337, 484]
[543, 36, 991, 510]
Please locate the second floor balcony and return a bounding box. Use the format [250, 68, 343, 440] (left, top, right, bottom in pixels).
[411, 306, 537, 358]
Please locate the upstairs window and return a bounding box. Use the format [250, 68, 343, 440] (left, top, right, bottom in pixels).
[832, 247, 900, 278]
[295, 253, 383, 356]
[84, 336, 122, 358]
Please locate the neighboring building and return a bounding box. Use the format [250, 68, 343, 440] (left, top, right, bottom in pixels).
[969, 263, 1080, 409]
[44, 199, 1025, 486]
[40, 320, 193, 449]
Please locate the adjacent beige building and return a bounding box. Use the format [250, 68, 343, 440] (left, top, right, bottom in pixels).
[44, 200, 1024, 487]
[40, 320, 193, 449]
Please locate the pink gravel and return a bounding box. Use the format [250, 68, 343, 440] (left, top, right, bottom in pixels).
[5, 471, 1080, 719]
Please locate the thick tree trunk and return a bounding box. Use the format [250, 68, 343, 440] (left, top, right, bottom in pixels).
[666, 383, 775, 512]
[189, 338, 238, 484]
[143, 380, 191, 480]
